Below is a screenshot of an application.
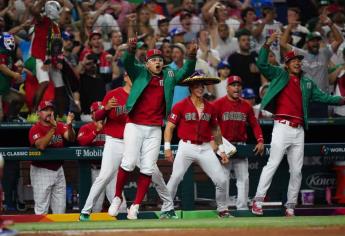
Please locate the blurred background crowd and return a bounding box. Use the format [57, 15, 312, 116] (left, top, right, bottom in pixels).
[0, 0, 344, 124]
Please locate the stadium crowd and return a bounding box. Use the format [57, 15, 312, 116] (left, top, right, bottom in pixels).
[0, 0, 344, 122]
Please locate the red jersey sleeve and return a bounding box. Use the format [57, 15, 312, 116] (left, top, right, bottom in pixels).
[77, 124, 97, 146]
[247, 105, 264, 143]
[168, 103, 181, 125]
[28, 124, 43, 146]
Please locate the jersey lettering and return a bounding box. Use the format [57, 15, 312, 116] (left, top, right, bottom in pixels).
[222, 111, 246, 122]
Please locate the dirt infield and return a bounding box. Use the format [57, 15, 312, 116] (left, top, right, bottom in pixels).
[20, 227, 345, 236]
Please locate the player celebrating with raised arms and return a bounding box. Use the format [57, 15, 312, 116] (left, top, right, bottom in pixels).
[164, 72, 231, 218]
[252, 32, 345, 217]
[108, 36, 197, 220]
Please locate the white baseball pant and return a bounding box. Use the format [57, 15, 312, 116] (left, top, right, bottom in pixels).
[82, 135, 174, 214]
[30, 165, 66, 214]
[254, 121, 304, 208]
[81, 136, 127, 215]
[167, 140, 228, 212]
[90, 168, 117, 213]
[121, 123, 161, 175]
[222, 158, 249, 210]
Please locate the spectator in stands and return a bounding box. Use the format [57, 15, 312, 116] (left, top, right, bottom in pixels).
[132, 4, 155, 38]
[179, 10, 197, 42]
[156, 17, 170, 43]
[283, 7, 309, 49]
[78, 52, 106, 122]
[202, 1, 240, 34]
[328, 10, 345, 65]
[209, 21, 238, 61]
[92, 0, 120, 40]
[0, 32, 24, 122]
[106, 30, 123, 56]
[142, 31, 157, 50]
[78, 30, 112, 91]
[170, 42, 189, 105]
[197, 29, 220, 78]
[135, 41, 148, 63]
[169, 0, 203, 34]
[159, 39, 172, 64]
[241, 87, 257, 106]
[228, 29, 261, 99]
[169, 28, 186, 44]
[215, 61, 231, 98]
[329, 47, 345, 117]
[28, 100, 75, 214]
[73, 11, 96, 45]
[240, 7, 258, 51]
[281, 14, 344, 117]
[146, 0, 165, 34]
[252, 2, 282, 62]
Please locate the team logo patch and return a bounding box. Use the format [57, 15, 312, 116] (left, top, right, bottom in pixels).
[170, 113, 177, 120]
[307, 82, 311, 89]
[168, 70, 174, 77]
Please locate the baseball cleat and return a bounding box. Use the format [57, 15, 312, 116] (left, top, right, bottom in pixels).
[285, 208, 295, 217]
[127, 204, 139, 220]
[251, 201, 263, 215]
[218, 210, 233, 218]
[160, 209, 179, 219]
[108, 196, 122, 217]
[79, 213, 90, 221]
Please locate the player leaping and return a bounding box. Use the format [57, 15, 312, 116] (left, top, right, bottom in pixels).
[108, 37, 197, 220]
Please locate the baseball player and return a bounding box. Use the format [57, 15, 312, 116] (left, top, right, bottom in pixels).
[77, 101, 126, 215]
[164, 72, 231, 218]
[213, 75, 264, 210]
[28, 100, 75, 214]
[80, 74, 175, 221]
[108, 36, 197, 220]
[252, 33, 345, 216]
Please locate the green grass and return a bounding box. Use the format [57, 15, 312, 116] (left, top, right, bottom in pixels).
[12, 216, 345, 232]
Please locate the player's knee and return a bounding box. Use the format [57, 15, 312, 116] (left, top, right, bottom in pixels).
[121, 162, 136, 172]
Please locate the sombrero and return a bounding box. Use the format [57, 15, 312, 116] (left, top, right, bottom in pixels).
[179, 70, 221, 86]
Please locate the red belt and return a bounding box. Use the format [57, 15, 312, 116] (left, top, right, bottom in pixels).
[183, 139, 204, 145]
[278, 119, 302, 128]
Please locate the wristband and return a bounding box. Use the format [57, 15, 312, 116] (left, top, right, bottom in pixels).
[218, 144, 225, 153]
[164, 142, 171, 150]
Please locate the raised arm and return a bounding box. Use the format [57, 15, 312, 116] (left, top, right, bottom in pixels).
[256, 32, 283, 81]
[173, 42, 198, 83]
[29, 0, 46, 20]
[120, 37, 143, 81]
[311, 80, 345, 105]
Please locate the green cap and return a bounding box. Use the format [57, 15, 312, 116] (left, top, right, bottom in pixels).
[306, 32, 322, 41]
